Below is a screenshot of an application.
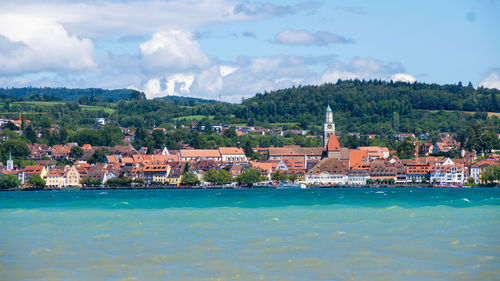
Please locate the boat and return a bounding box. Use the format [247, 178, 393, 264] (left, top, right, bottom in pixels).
[277, 183, 307, 189]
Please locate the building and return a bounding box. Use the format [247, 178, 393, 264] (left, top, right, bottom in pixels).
[405, 163, 430, 183]
[470, 160, 499, 184]
[218, 147, 247, 163]
[323, 105, 335, 148]
[23, 165, 47, 183]
[144, 164, 171, 184]
[268, 146, 323, 161]
[348, 169, 370, 185]
[305, 158, 348, 185]
[429, 164, 465, 185]
[179, 149, 222, 162]
[65, 166, 81, 187]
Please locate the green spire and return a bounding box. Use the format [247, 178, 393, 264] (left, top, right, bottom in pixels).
[326, 105, 332, 112]
[9, 149, 12, 161]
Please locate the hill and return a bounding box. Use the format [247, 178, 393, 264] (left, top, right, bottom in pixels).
[235, 80, 500, 134]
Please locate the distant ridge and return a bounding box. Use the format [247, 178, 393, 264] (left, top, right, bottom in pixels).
[0, 87, 221, 104]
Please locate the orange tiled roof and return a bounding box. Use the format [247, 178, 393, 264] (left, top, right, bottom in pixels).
[24, 165, 43, 174]
[219, 147, 245, 155]
[349, 149, 368, 168]
[144, 165, 169, 171]
[180, 149, 221, 158]
[327, 135, 340, 151]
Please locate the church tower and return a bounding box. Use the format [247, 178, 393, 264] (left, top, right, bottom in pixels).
[323, 105, 335, 148]
[7, 150, 14, 171]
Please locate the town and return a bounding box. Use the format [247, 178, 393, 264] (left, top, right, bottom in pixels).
[1, 106, 498, 189]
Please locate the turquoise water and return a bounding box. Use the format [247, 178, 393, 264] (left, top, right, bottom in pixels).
[1, 188, 499, 281]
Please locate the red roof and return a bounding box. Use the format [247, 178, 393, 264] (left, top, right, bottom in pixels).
[24, 165, 43, 174]
[327, 135, 340, 151]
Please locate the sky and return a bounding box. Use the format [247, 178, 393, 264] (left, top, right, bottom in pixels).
[0, 0, 499, 102]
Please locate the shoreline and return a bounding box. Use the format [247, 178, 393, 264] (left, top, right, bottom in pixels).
[1, 184, 497, 191]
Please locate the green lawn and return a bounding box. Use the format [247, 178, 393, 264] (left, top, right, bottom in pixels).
[13, 101, 66, 106]
[80, 105, 115, 114]
[173, 115, 215, 121]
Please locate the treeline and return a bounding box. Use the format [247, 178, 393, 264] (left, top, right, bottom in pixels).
[236, 80, 500, 134]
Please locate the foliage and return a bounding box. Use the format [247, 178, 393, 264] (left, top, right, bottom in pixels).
[105, 177, 133, 187]
[396, 140, 415, 159]
[234, 168, 266, 186]
[204, 168, 231, 184]
[87, 148, 112, 164]
[271, 170, 288, 182]
[80, 177, 102, 186]
[0, 174, 21, 189]
[27, 174, 46, 188]
[181, 172, 200, 186]
[70, 146, 84, 159]
[0, 139, 30, 163]
[481, 165, 500, 183]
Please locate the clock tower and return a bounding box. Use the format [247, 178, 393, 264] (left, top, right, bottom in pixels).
[323, 105, 335, 148]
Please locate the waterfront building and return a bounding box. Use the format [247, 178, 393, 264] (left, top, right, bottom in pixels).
[470, 160, 499, 184]
[306, 158, 348, 185]
[218, 147, 247, 163]
[143, 165, 170, 184]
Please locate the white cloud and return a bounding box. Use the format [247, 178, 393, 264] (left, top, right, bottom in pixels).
[140, 31, 209, 72]
[165, 74, 195, 96]
[391, 73, 416, 83]
[0, 1, 316, 38]
[479, 71, 500, 90]
[0, 14, 95, 75]
[219, 65, 238, 77]
[273, 29, 352, 46]
[321, 57, 406, 83]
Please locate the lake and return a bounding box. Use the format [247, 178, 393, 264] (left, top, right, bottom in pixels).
[1, 188, 499, 280]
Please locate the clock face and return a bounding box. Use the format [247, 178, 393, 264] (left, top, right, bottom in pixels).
[327, 124, 333, 129]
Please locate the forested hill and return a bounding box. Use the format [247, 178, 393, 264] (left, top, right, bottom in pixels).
[0, 87, 140, 102]
[235, 80, 500, 133]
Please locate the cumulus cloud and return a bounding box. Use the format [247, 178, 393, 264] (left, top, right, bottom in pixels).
[0, 1, 318, 38]
[479, 71, 500, 90]
[321, 58, 407, 83]
[140, 30, 210, 72]
[0, 14, 95, 75]
[391, 73, 416, 83]
[273, 29, 352, 46]
[143, 74, 195, 99]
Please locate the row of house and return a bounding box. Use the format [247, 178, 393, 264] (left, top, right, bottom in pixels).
[1, 139, 499, 188]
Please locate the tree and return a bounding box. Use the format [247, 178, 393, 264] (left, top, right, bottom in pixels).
[271, 170, 288, 182]
[396, 140, 415, 159]
[234, 168, 266, 186]
[87, 148, 111, 164]
[181, 172, 200, 186]
[0, 174, 21, 189]
[0, 139, 30, 163]
[481, 165, 500, 184]
[287, 173, 298, 182]
[27, 174, 46, 188]
[80, 177, 102, 187]
[24, 125, 38, 143]
[70, 146, 84, 159]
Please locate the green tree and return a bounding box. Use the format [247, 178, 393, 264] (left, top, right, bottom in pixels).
[181, 172, 200, 186]
[70, 146, 84, 159]
[481, 165, 500, 184]
[87, 148, 111, 164]
[27, 174, 46, 188]
[24, 125, 38, 143]
[234, 168, 265, 186]
[271, 170, 288, 182]
[0, 139, 30, 163]
[0, 174, 21, 189]
[287, 173, 298, 182]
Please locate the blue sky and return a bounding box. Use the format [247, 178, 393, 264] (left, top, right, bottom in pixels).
[0, 0, 499, 102]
